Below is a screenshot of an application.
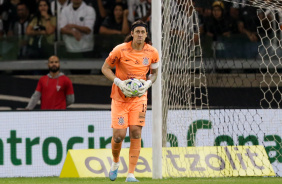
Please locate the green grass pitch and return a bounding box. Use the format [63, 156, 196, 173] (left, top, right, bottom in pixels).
[0, 177, 281, 184]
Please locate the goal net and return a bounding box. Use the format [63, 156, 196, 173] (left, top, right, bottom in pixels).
[161, 0, 282, 177]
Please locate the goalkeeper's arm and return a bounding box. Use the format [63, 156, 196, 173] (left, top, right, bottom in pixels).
[101, 61, 116, 82]
[101, 61, 132, 97]
[147, 68, 158, 84]
[137, 68, 158, 97]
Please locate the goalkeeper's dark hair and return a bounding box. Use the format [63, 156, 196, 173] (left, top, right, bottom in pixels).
[124, 20, 152, 45]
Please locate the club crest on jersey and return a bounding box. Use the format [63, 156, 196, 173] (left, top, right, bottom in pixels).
[118, 116, 125, 125]
[142, 57, 149, 66]
[56, 85, 61, 91]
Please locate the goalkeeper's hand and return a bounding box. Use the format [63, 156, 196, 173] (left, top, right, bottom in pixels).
[114, 78, 132, 97]
[136, 79, 152, 97]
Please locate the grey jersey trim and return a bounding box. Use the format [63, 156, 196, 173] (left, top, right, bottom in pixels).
[47, 72, 64, 79]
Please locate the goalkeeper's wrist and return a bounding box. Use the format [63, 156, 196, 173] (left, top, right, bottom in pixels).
[114, 78, 121, 86]
[147, 80, 152, 87]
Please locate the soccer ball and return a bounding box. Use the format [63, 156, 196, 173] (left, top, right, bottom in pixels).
[127, 78, 143, 96]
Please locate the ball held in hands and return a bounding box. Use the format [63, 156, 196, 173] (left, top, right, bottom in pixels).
[126, 78, 143, 96]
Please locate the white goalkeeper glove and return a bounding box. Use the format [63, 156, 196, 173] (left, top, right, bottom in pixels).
[137, 79, 152, 97]
[114, 78, 132, 97]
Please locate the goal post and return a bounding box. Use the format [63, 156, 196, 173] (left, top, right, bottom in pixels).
[151, 0, 162, 179]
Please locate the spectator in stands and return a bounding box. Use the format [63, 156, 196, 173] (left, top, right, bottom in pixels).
[100, 0, 128, 16]
[205, 1, 234, 40]
[85, 0, 107, 34]
[237, 1, 263, 43]
[7, 2, 31, 59]
[171, 0, 200, 44]
[128, 0, 151, 35]
[84, 0, 127, 34]
[229, 0, 246, 21]
[168, 0, 201, 60]
[0, 0, 20, 34]
[26, 0, 56, 59]
[194, 0, 213, 18]
[50, 0, 70, 41]
[60, 0, 96, 58]
[22, 0, 38, 16]
[99, 3, 130, 35]
[204, 1, 236, 58]
[237, 1, 264, 58]
[26, 55, 75, 110]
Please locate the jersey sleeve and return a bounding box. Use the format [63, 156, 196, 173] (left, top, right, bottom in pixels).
[105, 45, 121, 68]
[151, 48, 160, 69]
[66, 77, 74, 95]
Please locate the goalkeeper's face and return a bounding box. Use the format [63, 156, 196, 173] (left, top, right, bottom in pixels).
[48, 56, 60, 73]
[131, 27, 147, 44]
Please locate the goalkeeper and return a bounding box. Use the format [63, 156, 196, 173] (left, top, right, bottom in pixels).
[101, 20, 159, 182]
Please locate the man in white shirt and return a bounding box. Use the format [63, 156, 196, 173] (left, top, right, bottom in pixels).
[60, 0, 96, 58]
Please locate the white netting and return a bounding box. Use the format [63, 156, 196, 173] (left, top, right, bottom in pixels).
[162, 0, 210, 177]
[224, 0, 282, 11]
[161, 0, 282, 177]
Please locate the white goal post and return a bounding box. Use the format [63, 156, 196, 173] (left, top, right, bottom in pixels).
[151, 0, 162, 180]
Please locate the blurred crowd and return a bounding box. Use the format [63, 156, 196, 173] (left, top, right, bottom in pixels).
[0, 0, 280, 61]
[195, 0, 280, 59]
[0, 0, 151, 60]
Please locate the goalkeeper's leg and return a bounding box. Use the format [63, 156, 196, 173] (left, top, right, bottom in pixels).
[109, 137, 122, 181]
[110, 100, 128, 181]
[109, 130, 127, 181]
[126, 125, 142, 182]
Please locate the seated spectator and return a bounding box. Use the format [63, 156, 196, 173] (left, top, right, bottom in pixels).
[205, 1, 233, 40]
[204, 1, 235, 58]
[7, 2, 31, 59]
[50, 0, 70, 41]
[60, 0, 96, 59]
[26, 0, 56, 59]
[99, 3, 130, 35]
[237, 1, 265, 58]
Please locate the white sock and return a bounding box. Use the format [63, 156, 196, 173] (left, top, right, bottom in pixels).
[127, 173, 135, 178]
[111, 162, 120, 171]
